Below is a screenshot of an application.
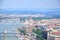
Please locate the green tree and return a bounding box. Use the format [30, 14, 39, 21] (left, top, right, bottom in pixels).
[18, 28, 26, 35]
[33, 29, 45, 40]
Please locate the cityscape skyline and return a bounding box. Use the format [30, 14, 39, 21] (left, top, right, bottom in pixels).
[0, 0, 60, 40]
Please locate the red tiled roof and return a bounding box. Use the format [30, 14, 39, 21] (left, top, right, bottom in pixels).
[53, 32, 60, 35]
[48, 23, 56, 28]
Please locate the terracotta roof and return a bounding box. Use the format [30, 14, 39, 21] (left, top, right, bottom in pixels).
[48, 23, 56, 28]
[53, 31, 60, 35]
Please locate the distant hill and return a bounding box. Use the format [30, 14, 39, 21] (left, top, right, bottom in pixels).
[0, 9, 60, 18]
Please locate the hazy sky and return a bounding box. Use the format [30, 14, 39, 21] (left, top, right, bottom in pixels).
[0, 0, 60, 10]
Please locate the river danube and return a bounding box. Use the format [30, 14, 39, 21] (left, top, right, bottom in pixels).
[0, 21, 23, 40]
